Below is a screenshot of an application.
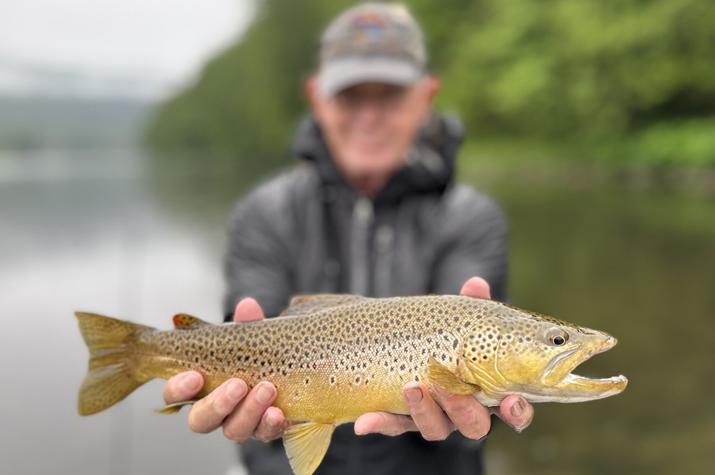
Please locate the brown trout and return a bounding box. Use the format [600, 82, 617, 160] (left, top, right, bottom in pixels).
[76, 294, 627, 475]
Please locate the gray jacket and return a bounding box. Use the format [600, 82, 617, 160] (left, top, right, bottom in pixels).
[223, 115, 508, 475]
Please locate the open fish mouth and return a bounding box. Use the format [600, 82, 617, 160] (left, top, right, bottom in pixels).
[547, 335, 628, 402]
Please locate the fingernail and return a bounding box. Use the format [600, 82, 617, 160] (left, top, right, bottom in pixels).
[404, 383, 423, 404]
[266, 410, 283, 429]
[513, 420, 531, 434]
[226, 380, 246, 401]
[353, 418, 369, 436]
[256, 383, 275, 404]
[511, 397, 526, 418]
[179, 373, 200, 392]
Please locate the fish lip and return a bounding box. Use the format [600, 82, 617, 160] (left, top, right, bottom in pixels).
[559, 372, 629, 400]
[564, 372, 628, 386]
[541, 348, 579, 383]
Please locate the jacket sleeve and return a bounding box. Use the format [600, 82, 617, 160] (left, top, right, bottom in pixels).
[222, 188, 295, 321]
[430, 187, 509, 302]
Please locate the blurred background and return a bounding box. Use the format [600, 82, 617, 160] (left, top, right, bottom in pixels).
[1, 1, 713, 474]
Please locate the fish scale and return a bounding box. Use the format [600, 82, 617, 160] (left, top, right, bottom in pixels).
[75, 294, 627, 475]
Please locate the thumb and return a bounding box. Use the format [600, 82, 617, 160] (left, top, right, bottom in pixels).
[233, 297, 265, 323]
[459, 277, 491, 299]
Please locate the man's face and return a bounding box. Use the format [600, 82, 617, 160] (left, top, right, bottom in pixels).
[308, 77, 439, 183]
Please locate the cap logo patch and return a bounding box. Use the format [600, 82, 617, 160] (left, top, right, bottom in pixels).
[351, 14, 388, 42]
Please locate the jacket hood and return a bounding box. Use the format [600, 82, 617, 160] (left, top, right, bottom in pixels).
[291, 113, 464, 204]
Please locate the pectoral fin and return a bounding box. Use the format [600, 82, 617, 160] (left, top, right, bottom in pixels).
[427, 357, 481, 395]
[283, 422, 335, 475]
[155, 400, 198, 414]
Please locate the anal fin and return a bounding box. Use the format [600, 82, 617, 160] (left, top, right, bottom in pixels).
[427, 357, 481, 395]
[155, 400, 198, 414]
[283, 422, 335, 475]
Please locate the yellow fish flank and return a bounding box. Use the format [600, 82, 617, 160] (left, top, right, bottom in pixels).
[76, 294, 628, 475]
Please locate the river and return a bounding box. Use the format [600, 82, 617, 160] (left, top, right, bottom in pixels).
[1, 147, 713, 474]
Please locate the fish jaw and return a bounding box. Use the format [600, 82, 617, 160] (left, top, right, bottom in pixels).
[534, 332, 628, 402]
[544, 373, 628, 403]
[541, 332, 617, 386]
[475, 374, 628, 405]
[477, 328, 628, 404]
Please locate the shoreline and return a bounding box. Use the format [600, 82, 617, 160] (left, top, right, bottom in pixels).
[459, 140, 715, 197]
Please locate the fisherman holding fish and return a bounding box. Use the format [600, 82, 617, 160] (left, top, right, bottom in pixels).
[164, 3, 535, 474]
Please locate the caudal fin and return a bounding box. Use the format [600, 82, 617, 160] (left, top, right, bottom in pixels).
[75, 311, 155, 416]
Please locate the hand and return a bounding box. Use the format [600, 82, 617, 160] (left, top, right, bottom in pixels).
[354, 277, 535, 440]
[162, 298, 288, 442]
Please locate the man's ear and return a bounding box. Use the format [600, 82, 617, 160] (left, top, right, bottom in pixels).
[417, 75, 441, 124]
[305, 75, 321, 114]
[423, 75, 441, 103]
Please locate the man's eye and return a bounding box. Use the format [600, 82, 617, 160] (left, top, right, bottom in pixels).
[382, 89, 406, 102]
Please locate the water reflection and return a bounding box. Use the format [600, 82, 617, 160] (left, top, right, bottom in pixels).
[0, 148, 239, 475]
[1, 148, 713, 474]
[483, 182, 715, 474]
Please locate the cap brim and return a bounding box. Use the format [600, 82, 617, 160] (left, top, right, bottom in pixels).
[318, 57, 423, 97]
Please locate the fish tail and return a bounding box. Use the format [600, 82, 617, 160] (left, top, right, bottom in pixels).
[75, 311, 156, 416]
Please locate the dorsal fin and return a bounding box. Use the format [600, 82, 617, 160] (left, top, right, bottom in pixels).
[172, 313, 212, 330]
[280, 294, 367, 316]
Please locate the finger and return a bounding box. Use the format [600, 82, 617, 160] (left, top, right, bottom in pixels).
[253, 406, 289, 442]
[459, 277, 491, 299]
[186, 378, 248, 433]
[403, 382, 454, 441]
[222, 382, 277, 442]
[494, 395, 534, 433]
[433, 388, 492, 440]
[234, 297, 265, 323]
[354, 412, 418, 436]
[163, 371, 203, 404]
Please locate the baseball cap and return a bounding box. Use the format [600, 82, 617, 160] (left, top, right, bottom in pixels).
[318, 3, 427, 97]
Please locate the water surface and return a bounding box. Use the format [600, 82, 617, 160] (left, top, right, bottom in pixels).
[1, 148, 712, 474]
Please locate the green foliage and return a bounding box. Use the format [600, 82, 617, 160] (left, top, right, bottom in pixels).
[440, 0, 715, 139]
[145, 0, 715, 166]
[145, 0, 354, 165]
[613, 118, 715, 165]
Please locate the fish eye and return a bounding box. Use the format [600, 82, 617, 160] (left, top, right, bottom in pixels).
[545, 328, 569, 346]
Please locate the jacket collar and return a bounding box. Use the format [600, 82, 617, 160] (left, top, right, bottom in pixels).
[291, 113, 464, 204]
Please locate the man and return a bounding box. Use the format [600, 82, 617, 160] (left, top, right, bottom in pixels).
[163, 3, 534, 474]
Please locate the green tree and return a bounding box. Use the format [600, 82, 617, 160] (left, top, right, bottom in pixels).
[145, 0, 715, 166]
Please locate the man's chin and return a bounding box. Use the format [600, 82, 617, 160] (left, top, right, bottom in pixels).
[344, 153, 403, 174]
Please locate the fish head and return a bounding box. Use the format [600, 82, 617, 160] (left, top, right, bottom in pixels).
[462, 304, 628, 403]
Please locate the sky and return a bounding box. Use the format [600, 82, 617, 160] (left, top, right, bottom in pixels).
[0, 0, 254, 99]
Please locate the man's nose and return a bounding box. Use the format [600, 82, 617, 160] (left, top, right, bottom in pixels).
[352, 99, 385, 126]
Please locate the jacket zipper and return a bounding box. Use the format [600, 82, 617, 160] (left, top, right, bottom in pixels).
[349, 196, 373, 296]
[374, 223, 394, 297]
